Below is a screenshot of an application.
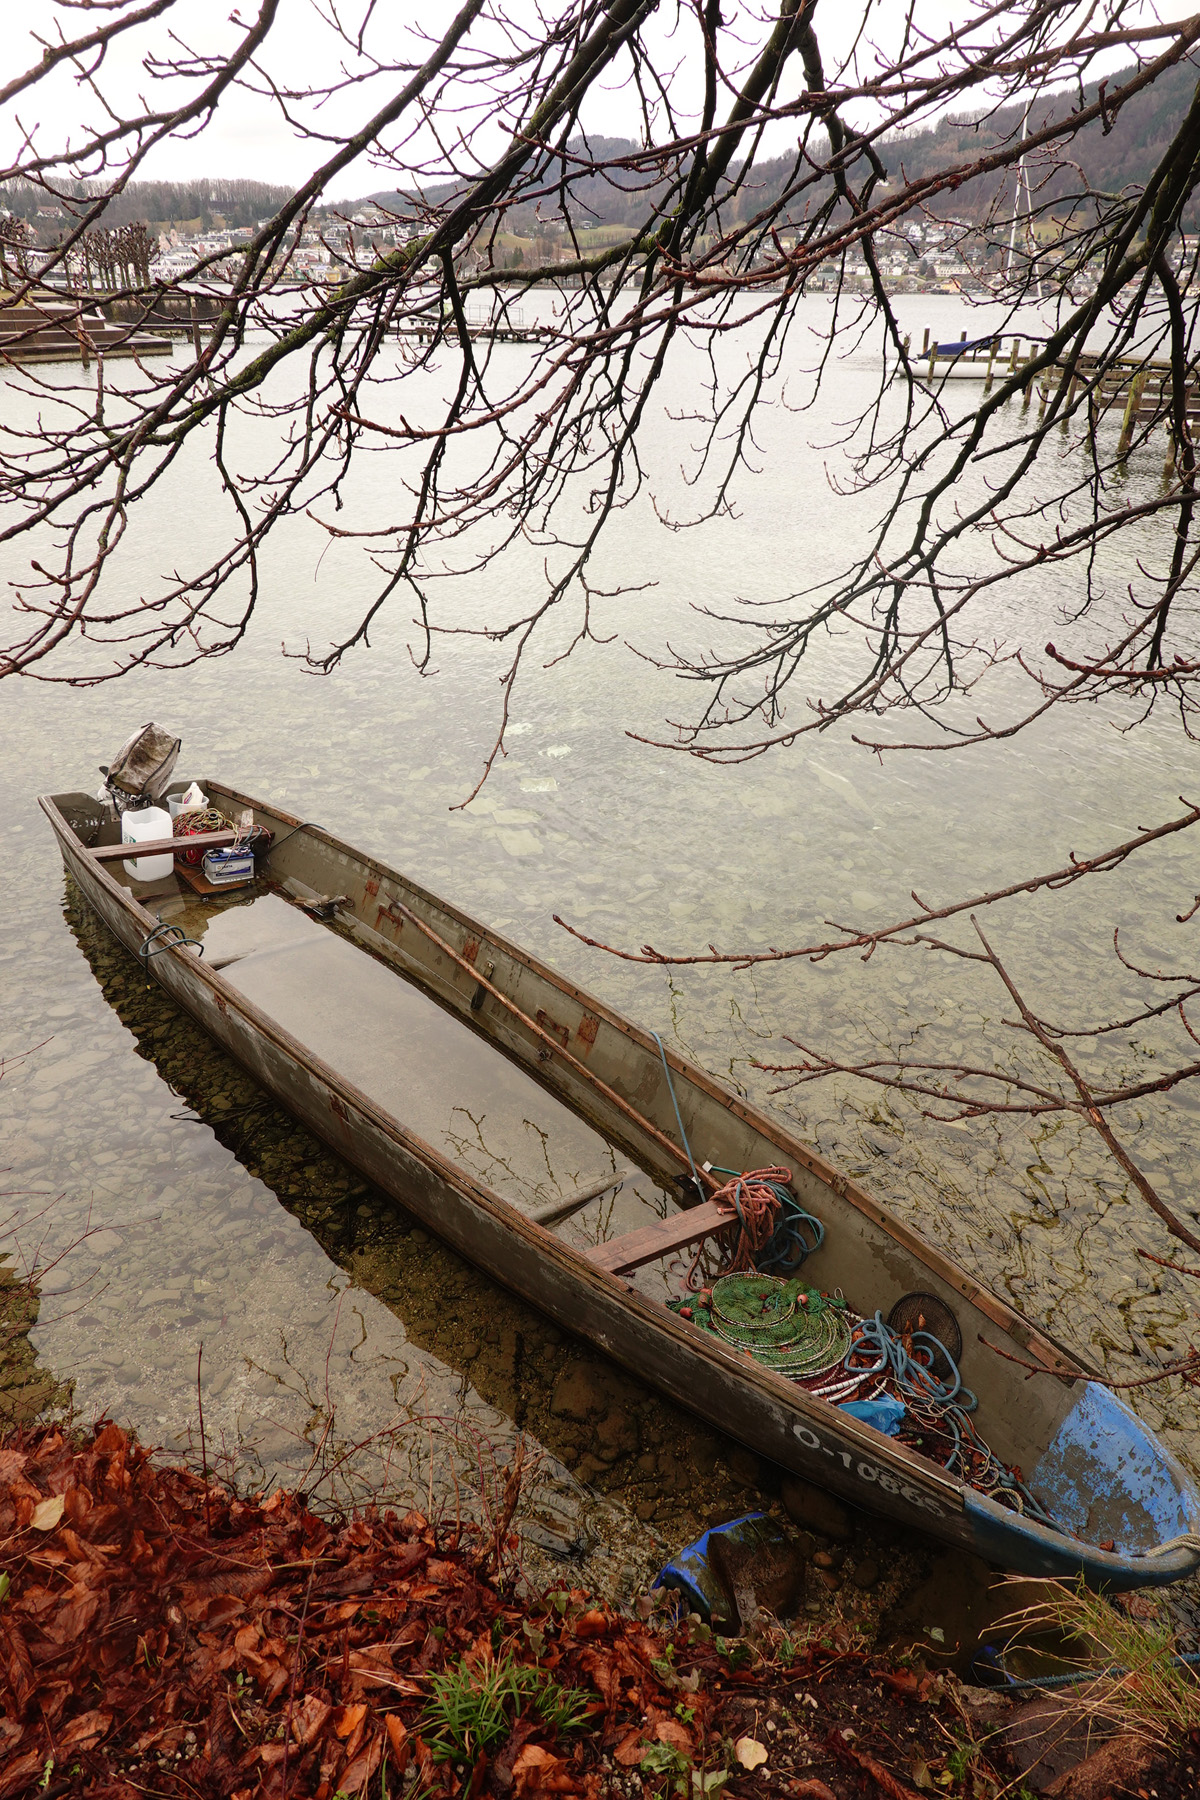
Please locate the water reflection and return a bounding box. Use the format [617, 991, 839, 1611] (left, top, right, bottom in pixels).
[2, 292, 1198, 1621]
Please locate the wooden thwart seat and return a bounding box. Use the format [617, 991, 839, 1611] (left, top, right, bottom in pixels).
[584, 1199, 735, 1276]
[90, 829, 237, 862]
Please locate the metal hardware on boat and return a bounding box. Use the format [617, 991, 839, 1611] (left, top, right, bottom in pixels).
[471, 960, 495, 1012]
[298, 893, 349, 920]
[137, 921, 204, 962]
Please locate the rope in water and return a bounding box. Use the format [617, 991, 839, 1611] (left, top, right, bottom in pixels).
[844, 1312, 1057, 1523]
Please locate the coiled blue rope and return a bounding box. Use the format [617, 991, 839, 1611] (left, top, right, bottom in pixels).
[845, 1312, 1057, 1525]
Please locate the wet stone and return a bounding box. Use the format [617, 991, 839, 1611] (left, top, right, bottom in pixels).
[781, 1474, 852, 1542]
[594, 1408, 638, 1462]
[550, 1359, 610, 1423]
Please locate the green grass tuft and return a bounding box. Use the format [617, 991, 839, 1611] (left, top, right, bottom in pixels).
[420, 1648, 591, 1761]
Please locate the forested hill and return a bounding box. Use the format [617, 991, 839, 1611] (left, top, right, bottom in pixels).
[370, 56, 1200, 230]
[2, 56, 1195, 240]
[0, 178, 293, 234]
[866, 52, 1200, 214]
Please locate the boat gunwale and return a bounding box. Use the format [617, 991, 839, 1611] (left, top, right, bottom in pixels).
[216, 781, 1091, 1387]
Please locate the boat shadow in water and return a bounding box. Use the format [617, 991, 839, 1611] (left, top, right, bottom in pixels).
[46, 769, 1200, 1598]
[63, 884, 758, 1557]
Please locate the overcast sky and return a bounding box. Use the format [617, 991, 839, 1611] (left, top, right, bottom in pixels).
[0, 0, 1173, 202]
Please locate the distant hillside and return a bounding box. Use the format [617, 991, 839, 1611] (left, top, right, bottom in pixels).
[872, 53, 1200, 215]
[0, 177, 293, 236]
[367, 56, 1200, 233]
[4, 56, 1194, 249]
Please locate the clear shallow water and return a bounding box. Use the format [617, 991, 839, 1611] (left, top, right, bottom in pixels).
[2, 292, 1199, 1598]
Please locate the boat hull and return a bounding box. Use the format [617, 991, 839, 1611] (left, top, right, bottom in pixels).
[40, 791, 1200, 1588]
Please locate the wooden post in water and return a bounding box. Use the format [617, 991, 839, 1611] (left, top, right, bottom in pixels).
[1061, 365, 1080, 433]
[984, 339, 998, 393]
[1118, 371, 1147, 460]
[190, 298, 202, 361]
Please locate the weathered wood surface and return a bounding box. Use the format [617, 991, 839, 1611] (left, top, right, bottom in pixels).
[89, 829, 237, 861]
[585, 1199, 735, 1273]
[529, 1166, 634, 1226]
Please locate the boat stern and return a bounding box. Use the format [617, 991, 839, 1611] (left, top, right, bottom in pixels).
[964, 1385, 1200, 1590]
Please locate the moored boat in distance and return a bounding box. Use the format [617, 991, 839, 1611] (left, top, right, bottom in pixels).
[41, 777, 1200, 1589]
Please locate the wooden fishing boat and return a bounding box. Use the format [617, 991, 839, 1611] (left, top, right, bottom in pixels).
[41, 779, 1200, 1590]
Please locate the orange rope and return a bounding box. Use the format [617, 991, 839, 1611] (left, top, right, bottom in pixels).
[685, 1165, 791, 1290]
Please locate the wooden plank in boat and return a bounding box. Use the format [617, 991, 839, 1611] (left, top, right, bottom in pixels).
[585, 1199, 735, 1274]
[530, 1166, 634, 1226]
[89, 829, 237, 862]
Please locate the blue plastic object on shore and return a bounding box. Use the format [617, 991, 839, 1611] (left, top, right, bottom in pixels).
[653, 1513, 773, 1624]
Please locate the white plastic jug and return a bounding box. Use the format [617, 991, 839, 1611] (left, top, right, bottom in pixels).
[122, 805, 174, 881]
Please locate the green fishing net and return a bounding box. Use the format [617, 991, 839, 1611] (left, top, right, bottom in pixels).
[668, 1273, 852, 1377]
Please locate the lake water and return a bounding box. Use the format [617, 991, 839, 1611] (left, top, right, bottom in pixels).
[2, 290, 1198, 1604]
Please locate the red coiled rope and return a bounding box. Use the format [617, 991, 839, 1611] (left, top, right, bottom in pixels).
[686, 1165, 792, 1290]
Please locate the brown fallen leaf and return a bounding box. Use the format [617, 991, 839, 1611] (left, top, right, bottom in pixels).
[826, 1729, 926, 1800]
[338, 1730, 383, 1795]
[335, 1701, 368, 1738]
[573, 1609, 609, 1637]
[512, 1743, 574, 1796]
[735, 1737, 768, 1770]
[0, 1450, 28, 1484]
[652, 1718, 693, 1756]
[614, 1730, 649, 1767]
[291, 1692, 332, 1749]
[30, 1493, 65, 1532]
[384, 1713, 410, 1773]
[57, 1708, 112, 1751]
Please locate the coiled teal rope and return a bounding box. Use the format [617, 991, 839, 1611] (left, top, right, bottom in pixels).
[846, 1312, 1057, 1525]
[708, 1166, 825, 1272]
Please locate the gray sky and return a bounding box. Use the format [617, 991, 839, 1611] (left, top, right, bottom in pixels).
[0, 0, 1165, 201]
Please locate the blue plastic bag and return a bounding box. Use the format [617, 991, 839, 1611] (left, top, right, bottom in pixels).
[838, 1394, 906, 1437]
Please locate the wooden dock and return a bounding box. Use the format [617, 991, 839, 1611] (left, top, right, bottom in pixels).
[0, 295, 172, 366]
[398, 306, 550, 345]
[1038, 353, 1200, 457]
[899, 328, 1199, 460]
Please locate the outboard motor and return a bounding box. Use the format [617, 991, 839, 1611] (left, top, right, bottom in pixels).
[97, 722, 181, 814]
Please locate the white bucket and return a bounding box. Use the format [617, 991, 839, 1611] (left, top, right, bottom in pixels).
[169, 782, 208, 819]
[122, 805, 174, 881]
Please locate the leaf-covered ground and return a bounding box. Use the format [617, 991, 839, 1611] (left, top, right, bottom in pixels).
[0, 1422, 1194, 1799]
